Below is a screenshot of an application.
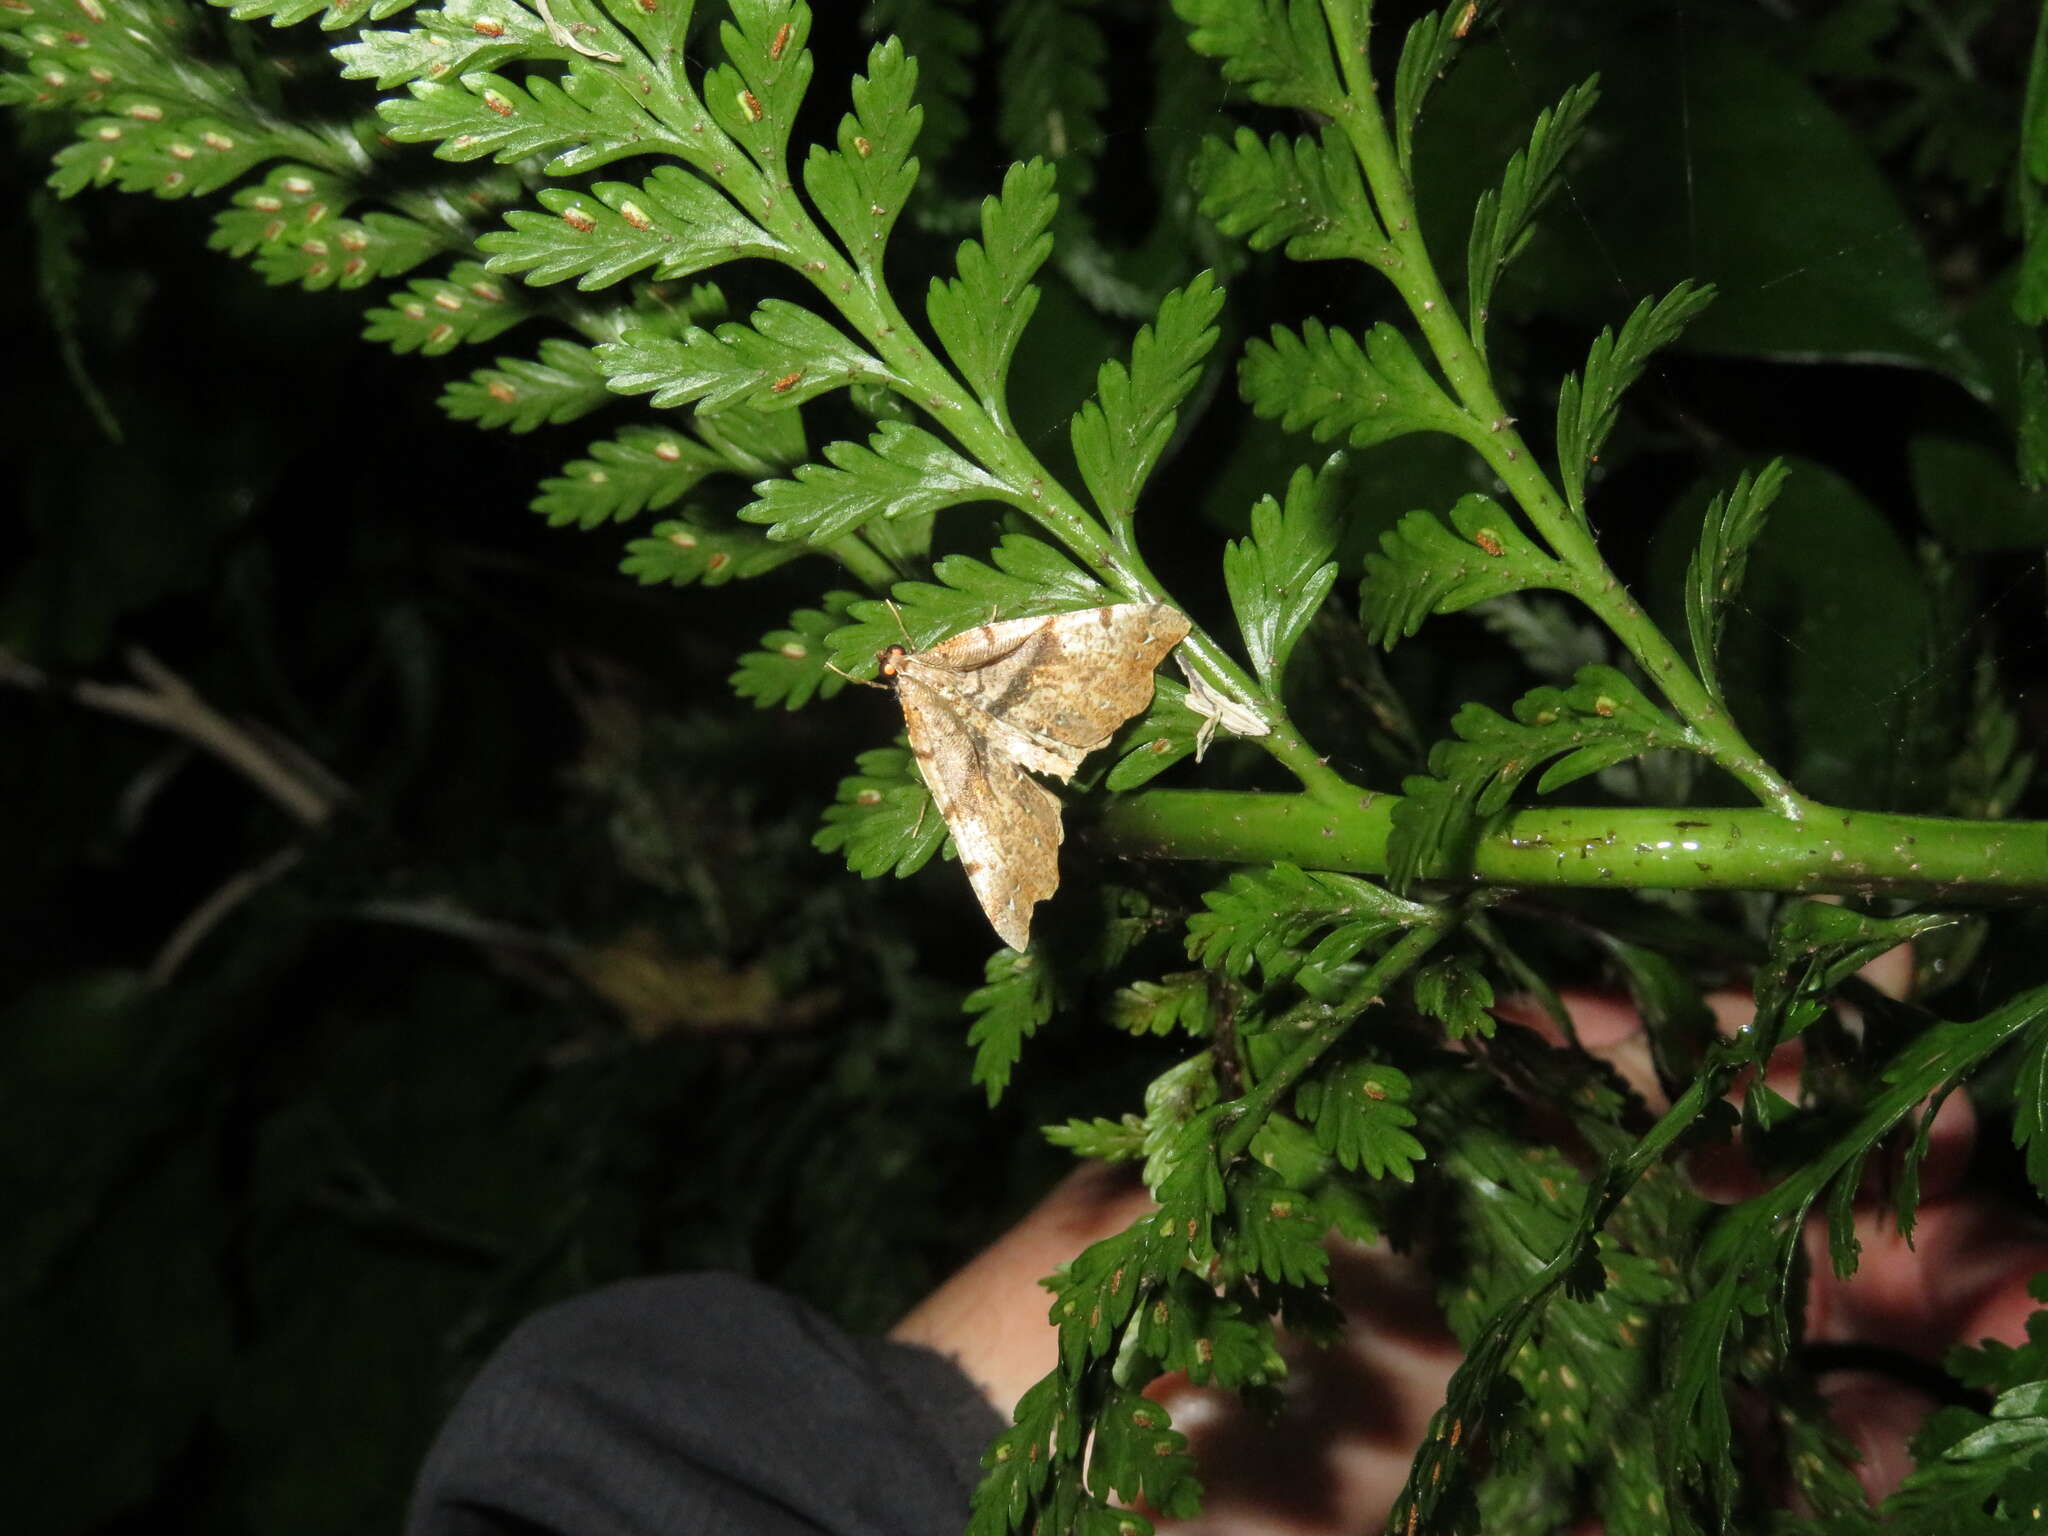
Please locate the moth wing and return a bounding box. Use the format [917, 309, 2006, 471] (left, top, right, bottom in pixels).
[915, 604, 1192, 772]
[911, 612, 1079, 672]
[896, 672, 1063, 952]
[990, 604, 1191, 757]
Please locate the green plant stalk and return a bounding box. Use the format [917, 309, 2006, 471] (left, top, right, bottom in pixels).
[1320, 5, 1806, 820]
[1217, 918, 1452, 1163]
[1099, 788, 2048, 898]
[841, 298, 1356, 800]
[823, 533, 899, 590]
[705, 99, 1358, 806]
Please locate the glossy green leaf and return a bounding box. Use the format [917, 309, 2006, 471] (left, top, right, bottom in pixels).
[1109, 974, 1212, 1038]
[1187, 863, 1430, 987]
[618, 514, 800, 587]
[1361, 492, 1566, 646]
[1682, 458, 1788, 708]
[864, 0, 979, 165]
[802, 39, 920, 275]
[534, 426, 729, 529]
[2014, 1022, 2048, 1209]
[1089, 1400, 1196, 1523]
[1042, 1115, 1146, 1161]
[925, 160, 1058, 411]
[1228, 1169, 1327, 1288]
[814, 746, 948, 882]
[1389, 667, 1696, 889]
[1700, 460, 1936, 809]
[1555, 281, 1714, 518]
[1100, 677, 1202, 791]
[1134, 1273, 1282, 1389]
[1412, 955, 1495, 1040]
[482, 172, 786, 289]
[1392, 0, 1494, 173]
[739, 421, 1008, 544]
[1191, 126, 1379, 261]
[334, 2, 548, 88]
[1241, 319, 1466, 450]
[1466, 75, 1598, 357]
[823, 535, 1111, 678]
[706, 0, 814, 175]
[441, 338, 610, 431]
[1222, 458, 1342, 692]
[1296, 1059, 1425, 1180]
[966, 1372, 1073, 1536]
[217, 0, 409, 27]
[731, 595, 859, 710]
[379, 65, 687, 177]
[362, 261, 535, 355]
[48, 112, 269, 200]
[601, 300, 894, 412]
[965, 947, 1056, 1105]
[1172, 0, 1343, 116]
[1070, 272, 1224, 528]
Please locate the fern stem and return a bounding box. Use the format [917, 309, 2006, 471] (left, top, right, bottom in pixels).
[1100, 788, 2048, 898]
[1097, 538, 1358, 805]
[794, 236, 1356, 803]
[1218, 920, 1452, 1163]
[1320, 10, 1808, 820]
[613, 26, 1353, 805]
[824, 533, 898, 589]
[1566, 579, 1814, 818]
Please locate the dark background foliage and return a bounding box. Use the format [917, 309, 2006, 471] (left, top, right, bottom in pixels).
[3, 1, 2045, 1531]
[0, 87, 1093, 1536]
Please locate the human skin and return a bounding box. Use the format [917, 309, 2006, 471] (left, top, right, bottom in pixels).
[890, 984, 2048, 1533]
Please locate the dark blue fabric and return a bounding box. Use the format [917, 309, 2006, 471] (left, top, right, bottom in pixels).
[408, 1274, 999, 1536]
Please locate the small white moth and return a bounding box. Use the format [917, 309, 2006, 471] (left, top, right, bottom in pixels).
[1176, 657, 1272, 761]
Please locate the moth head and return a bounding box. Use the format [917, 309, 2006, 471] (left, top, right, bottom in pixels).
[877, 644, 909, 681]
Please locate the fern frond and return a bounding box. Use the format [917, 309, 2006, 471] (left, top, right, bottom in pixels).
[362, 260, 537, 355]
[1241, 319, 1465, 449]
[1191, 126, 1380, 262]
[1555, 281, 1715, 518]
[1173, 0, 1343, 117]
[620, 515, 800, 588]
[1466, 76, 1599, 357]
[1361, 493, 1567, 647]
[1389, 668, 1699, 889]
[1070, 272, 1225, 531]
[1187, 863, 1430, 988]
[1221, 459, 1342, 693]
[441, 337, 610, 431]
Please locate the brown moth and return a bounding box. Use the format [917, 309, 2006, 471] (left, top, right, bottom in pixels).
[879, 603, 1192, 951]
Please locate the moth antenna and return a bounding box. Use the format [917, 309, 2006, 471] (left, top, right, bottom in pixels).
[884, 598, 913, 645]
[826, 660, 887, 690]
[910, 794, 928, 840]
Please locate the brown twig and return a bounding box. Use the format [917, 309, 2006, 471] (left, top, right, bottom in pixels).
[2, 644, 340, 827]
[5, 643, 348, 984]
[147, 845, 305, 986]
